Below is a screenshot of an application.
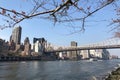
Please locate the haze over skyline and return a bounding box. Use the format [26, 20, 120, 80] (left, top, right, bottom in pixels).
[0, 0, 120, 57]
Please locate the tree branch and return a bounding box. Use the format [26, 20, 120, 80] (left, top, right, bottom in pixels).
[0, 0, 118, 32]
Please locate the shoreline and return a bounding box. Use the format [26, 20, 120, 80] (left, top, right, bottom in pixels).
[0, 56, 41, 61]
[105, 66, 120, 80]
[0, 55, 58, 61]
[105, 67, 120, 80]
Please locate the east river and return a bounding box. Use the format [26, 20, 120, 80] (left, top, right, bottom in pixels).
[0, 60, 120, 80]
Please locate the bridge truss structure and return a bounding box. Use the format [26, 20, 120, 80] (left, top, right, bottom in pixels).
[45, 38, 120, 53]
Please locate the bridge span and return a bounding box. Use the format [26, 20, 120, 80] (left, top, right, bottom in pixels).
[45, 45, 120, 53]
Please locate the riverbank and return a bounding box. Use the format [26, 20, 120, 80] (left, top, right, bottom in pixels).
[0, 56, 41, 61]
[105, 66, 120, 80]
[0, 55, 57, 61]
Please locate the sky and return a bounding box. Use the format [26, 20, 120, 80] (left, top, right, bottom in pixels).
[0, 0, 120, 57]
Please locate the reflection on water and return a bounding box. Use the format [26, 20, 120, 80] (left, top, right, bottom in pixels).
[0, 60, 120, 80]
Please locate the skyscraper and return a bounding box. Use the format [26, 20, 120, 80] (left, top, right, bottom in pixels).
[11, 26, 22, 44]
[33, 38, 46, 55]
[23, 37, 31, 56]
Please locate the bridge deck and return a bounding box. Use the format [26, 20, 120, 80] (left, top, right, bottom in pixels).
[45, 45, 120, 53]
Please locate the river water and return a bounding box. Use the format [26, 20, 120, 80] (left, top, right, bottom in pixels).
[0, 60, 120, 80]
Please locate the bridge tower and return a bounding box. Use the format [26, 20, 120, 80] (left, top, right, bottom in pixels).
[67, 41, 77, 60]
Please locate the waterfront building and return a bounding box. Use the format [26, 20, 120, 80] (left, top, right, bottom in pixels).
[10, 26, 22, 52]
[102, 49, 110, 59]
[58, 52, 67, 59]
[0, 39, 2, 53]
[110, 55, 118, 59]
[95, 49, 103, 58]
[59, 52, 63, 58]
[34, 41, 40, 53]
[45, 42, 54, 51]
[11, 26, 22, 44]
[79, 49, 110, 60]
[89, 49, 110, 59]
[0, 39, 4, 54]
[57, 51, 68, 60]
[56, 47, 63, 59]
[80, 50, 89, 59]
[33, 38, 46, 55]
[8, 35, 16, 51]
[21, 37, 31, 56]
[89, 49, 102, 58]
[0, 39, 9, 56]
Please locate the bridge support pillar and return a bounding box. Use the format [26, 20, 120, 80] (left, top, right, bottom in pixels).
[88, 49, 91, 59]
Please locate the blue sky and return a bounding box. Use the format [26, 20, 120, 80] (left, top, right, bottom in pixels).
[0, 0, 120, 57]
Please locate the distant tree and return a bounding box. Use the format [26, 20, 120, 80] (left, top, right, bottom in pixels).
[0, 0, 119, 34]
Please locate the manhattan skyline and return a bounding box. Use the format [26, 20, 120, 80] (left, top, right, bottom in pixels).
[0, 0, 120, 57]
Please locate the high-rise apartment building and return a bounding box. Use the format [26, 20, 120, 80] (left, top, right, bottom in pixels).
[11, 26, 22, 44]
[80, 50, 89, 59]
[33, 38, 46, 55]
[79, 49, 110, 60]
[23, 37, 31, 56]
